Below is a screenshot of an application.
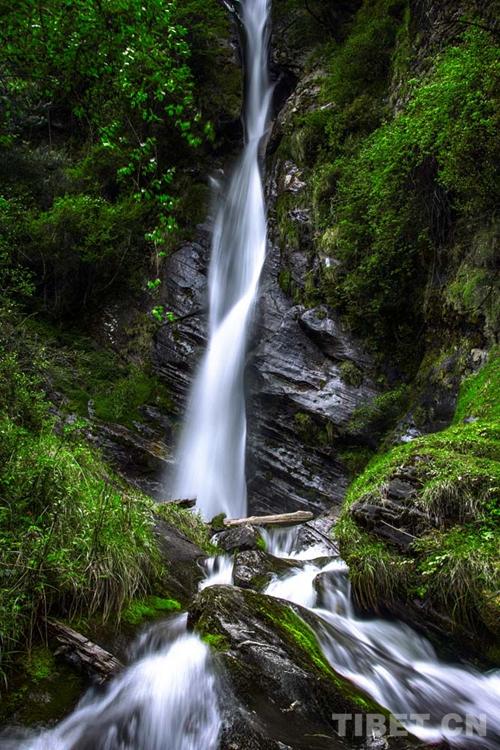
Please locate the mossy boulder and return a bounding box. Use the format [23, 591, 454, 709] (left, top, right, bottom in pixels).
[232, 549, 301, 590]
[189, 585, 421, 749]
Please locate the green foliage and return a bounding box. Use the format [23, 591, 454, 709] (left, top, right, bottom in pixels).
[454, 346, 500, 424]
[201, 633, 229, 651]
[0, 196, 34, 306]
[26, 194, 148, 313]
[155, 502, 216, 554]
[0, 0, 239, 317]
[347, 385, 409, 438]
[337, 355, 500, 635]
[122, 596, 181, 625]
[339, 447, 374, 477]
[0, 355, 162, 669]
[321, 27, 499, 363]
[322, 0, 406, 106]
[339, 361, 363, 387]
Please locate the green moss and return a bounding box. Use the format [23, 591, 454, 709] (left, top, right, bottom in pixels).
[256, 534, 267, 552]
[122, 596, 181, 625]
[347, 385, 409, 438]
[259, 599, 379, 712]
[0, 647, 84, 726]
[23, 647, 56, 682]
[339, 447, 375, 477]
[201, 633, 229, 651]
[339, 361, 363, 388]
[320, 27, 499, 364]
[454, 347, 500, 424]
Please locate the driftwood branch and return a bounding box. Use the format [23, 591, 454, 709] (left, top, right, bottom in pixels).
[224, 510, 314, 528]
[46, 619, 122, 683]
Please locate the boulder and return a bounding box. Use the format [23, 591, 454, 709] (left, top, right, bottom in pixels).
[215, 524, 264, 553]
[154, 518, 207, 601]
[189, 585, 422, 750]
[232, 549, 300, 590]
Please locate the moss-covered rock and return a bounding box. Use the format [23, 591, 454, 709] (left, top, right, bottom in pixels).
[189, 584, 421, 750]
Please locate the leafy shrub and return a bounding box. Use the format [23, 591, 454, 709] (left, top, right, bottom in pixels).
[26, 194, 148, 313]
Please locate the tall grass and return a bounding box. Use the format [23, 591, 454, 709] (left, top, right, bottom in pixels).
[0, 418, 162, 672]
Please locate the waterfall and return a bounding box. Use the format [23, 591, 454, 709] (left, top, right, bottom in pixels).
[172, 0, 272, 520]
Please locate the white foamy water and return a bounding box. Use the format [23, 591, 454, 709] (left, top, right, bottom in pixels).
[7, 633, 219, 750]
[264, 532, 500, 748]
[172, 0, 272, 520]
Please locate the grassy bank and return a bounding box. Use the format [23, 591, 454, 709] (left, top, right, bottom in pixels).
[337, 351, 500, 644]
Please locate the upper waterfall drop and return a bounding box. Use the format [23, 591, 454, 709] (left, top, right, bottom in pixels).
[172, 0, 272, 520]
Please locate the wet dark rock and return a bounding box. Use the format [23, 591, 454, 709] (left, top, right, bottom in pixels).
[154, 518, 206, 601]
[232, 549, 299, 590]
[190, 585, 422, 750]
[215, 524, 264, 553]
[153, 228, 210, 412]
[246, 248, 378, 515]
[299, 307, 372, 369]
[88, 420, 171, 500]
[295, 517, 339, 555]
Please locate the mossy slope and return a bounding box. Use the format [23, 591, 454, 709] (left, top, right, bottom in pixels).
[337, 351, 500, 647]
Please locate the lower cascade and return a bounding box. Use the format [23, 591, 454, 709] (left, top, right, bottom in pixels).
[264, 530, 500, 748]
[7, 532, 500, 749]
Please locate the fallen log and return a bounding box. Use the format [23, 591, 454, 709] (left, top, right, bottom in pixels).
[224, 510, 314, 528]
[46, 619, 122, 683]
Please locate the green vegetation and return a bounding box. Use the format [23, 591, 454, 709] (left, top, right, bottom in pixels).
[276, 0, 499, 371]
[201, 633, 230, 651]
[122, 596, 181, 625]
[347, 385, 409, 439]
[258, 596, 379, 712]
[0, 645, 84, 726]
[337, 353, 500, 637]
[0, 350, 163, 673]
[0, 0, 240, 319]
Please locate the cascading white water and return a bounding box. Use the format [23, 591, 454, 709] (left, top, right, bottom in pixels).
[5, 626, 220, 750]
[172, 0, 272, 520]
[264, 533, 500, 748]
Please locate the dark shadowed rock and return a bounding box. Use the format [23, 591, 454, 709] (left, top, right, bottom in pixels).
[215, 524, 264, 553]
[299, 306, 372, 368]
[232, 549, 300, 590]
[154, 518, 207, 601]
[349, 472, 429, 551]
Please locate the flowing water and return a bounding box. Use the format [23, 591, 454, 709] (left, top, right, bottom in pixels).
[5, 1, 500, 748]
[263, 532, 500, 748]
[172, 0, 272, 520]
[3, 621, 220, 750]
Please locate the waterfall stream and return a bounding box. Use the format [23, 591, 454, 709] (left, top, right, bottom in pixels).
[264, 531, 500, 748]
[172, 0, 272, 520]
[4, 2, 500, 748]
